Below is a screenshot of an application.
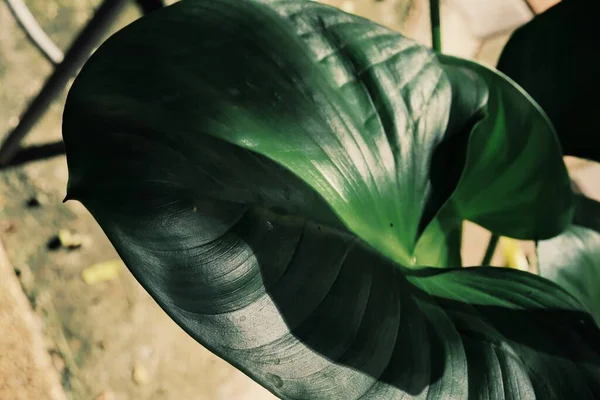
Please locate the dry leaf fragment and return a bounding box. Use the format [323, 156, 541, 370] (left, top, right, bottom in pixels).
[132, 363, 149, 385]
[81, 260, 123, 284]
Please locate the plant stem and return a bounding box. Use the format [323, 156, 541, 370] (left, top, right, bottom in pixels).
[481, 234, 500, 266]
[429, 0, 441, 52]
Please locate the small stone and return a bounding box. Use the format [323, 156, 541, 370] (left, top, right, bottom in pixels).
[340, 1, 355, 13]
[0, 220, 16, 233]
[132, 363, 149, 385]
[69, 338, 82, 352]
[8, 116, 19, 128]
[137, 345, 153, 360]
[34, 290, 51, 309]
[46, 2, 59, 19]
[50, 351, 66, 373]
[94, 389, 116, 400]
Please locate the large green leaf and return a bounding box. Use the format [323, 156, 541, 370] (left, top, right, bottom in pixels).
[61, 0, 598, 398]
[64, 0, 571, 270]
[538, 195, 600, 323]
[497, 0, 600, 162]
[65, 0, 474, 267]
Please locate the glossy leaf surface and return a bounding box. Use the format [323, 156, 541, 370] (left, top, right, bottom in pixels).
[439, 55, 572, 239]
[66, 0, 477, 266]
[62, 0, 596, 398]
[65, 0, 571, 268]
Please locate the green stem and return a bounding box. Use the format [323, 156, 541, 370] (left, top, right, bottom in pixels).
[429, 0, 441, 52]
[481, 234, 500, 266]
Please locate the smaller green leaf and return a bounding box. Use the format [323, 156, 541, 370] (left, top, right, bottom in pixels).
[538, 195, 600, 323]
[440, 55, 573, 240]
[406, 52, 575, 267]
[497, 0, 600, 162]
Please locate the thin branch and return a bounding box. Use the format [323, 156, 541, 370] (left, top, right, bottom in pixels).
[5, 0, 64, 64]
[481, 234, 500, 266]
[429, 0, 441, 52]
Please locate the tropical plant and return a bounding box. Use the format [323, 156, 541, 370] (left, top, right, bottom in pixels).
[61, 0, 600, 398]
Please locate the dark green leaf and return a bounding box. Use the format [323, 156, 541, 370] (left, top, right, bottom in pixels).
[64, 0, 479, 267]
[497, 0, 600, 162]
[538, 195, 600, 323]
[64, 0, 571, 269]
[439, 55, 573, 240]
[415, 55, 575, 265]
[61, 0, 598, 398]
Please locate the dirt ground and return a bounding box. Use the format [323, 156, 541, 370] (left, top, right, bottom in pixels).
[0, 0, 577, 399]
[0, 240, 67, 400]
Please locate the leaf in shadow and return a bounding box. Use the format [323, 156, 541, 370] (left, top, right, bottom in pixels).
[538, 195, 600, 324]
[497, 0, 600, 162]
[81, 194, 600, 399]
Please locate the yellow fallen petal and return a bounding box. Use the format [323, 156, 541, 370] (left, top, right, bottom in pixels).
[500, 237, 529, 271]
[58, 229, 84, 249]
[132, 363, 149, 385]
[81, 260, 123, 284]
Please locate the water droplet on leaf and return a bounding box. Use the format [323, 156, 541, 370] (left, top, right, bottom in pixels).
[267, 373, 283, 388]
